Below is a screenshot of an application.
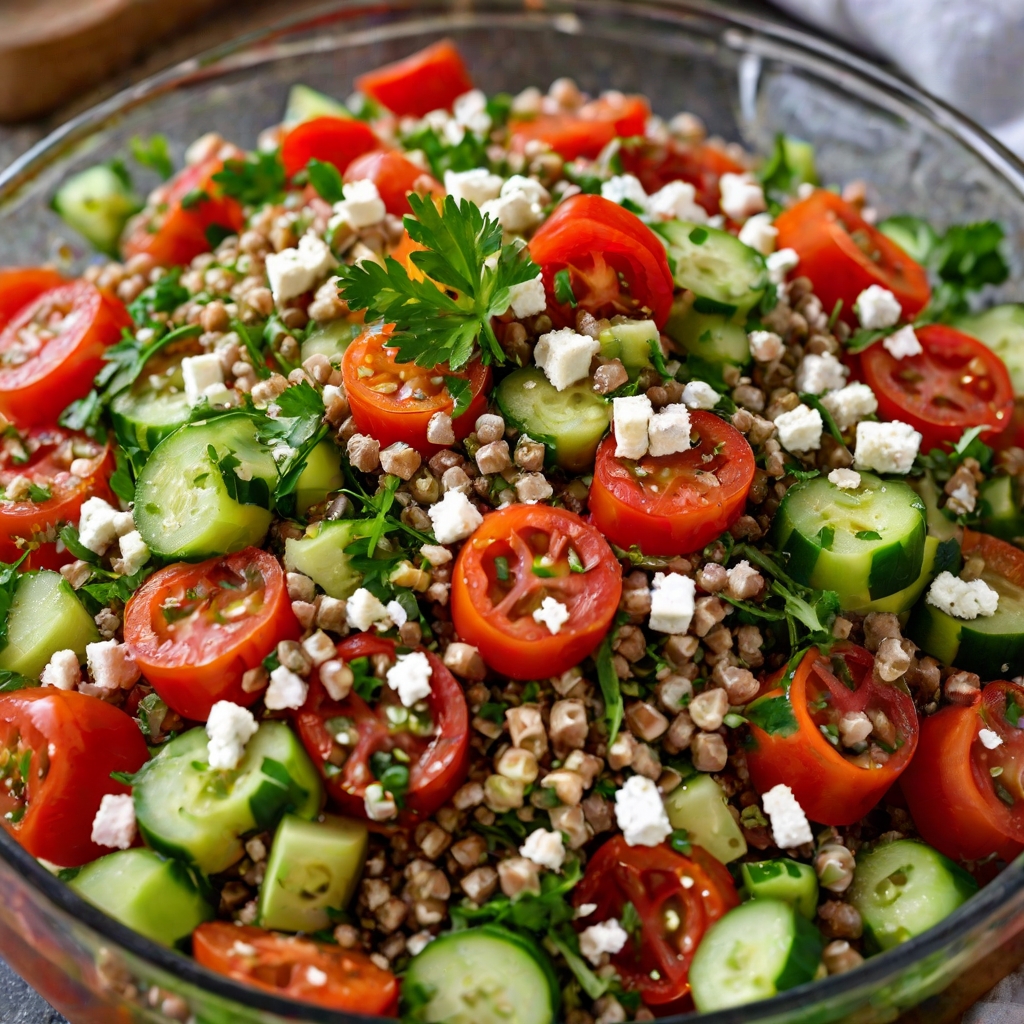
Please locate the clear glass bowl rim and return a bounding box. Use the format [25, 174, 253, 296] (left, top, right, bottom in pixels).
[0, 1, 1023, 1021]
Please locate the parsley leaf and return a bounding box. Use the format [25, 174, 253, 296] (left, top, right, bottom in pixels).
[306, 158, 345, 203]
[758, 133, 818, 206]
[0, 554, 28, 651]
[746, 694, 799, 736]
[398, 124, 488, 178]
[212, 150, 286, 207]
[128, 269, 190, 328]
[594, 636, 623, 745]
[444, 375, 473, 419]
[130, 134, 173, 180]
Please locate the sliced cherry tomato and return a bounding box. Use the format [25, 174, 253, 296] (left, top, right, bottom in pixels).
[295, 634, 469, 821]
[774, 189, 931, 325]
[355, 39, 473, 118]
[0, 689, 148, 867]
[344, 149, 442, 216]
[123, 547, 299, 721]
[963, 528, 1024, 584]
[528, 193, 675, 328]
[0, 268, 65, 328]
[122, 157, 245, 268]
[574, 837, 739, 1008]
[193, 921, 398, 1015]
[0, 281, 130, 427]
[746, 644, 920, 826]
[450, 504, 622, 680]
[510, 94, 651, 161]
[0, 427, 113, 569]
[620, 139, 745, 215]
[281, 117, 381, 179]
[342, 323, 491, 454]
[860, 324, 1014, 453]
[589, 410, 755, 557]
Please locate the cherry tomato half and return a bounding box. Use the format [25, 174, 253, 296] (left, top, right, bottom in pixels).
[124, 547, 299, 721]
[344, 149, 442, 217]
[122, 157, 245, 268]
[574, 837, 739, 1009]
[451, 504, 622, 680]
[0, 427, 113, 569]
[860, 324, 1014, 453]
[0, 281, 130, 427]
[295, 634, 469, 822]
[193, 921, 399, 1015]
[528, 193, 674, 329]
[342, 323, 491, 454]
[510, 94, 651, 162]
[746, 644, 920, 826]
[355, 39, 473, 118]
[281, 117, 381, 180]
[901, 679, 1024, 863]
[0, 268, 65, 328]
[0, 689, 149, 867]
[774, 190, 931, 326]
[589, 410, 755, 557]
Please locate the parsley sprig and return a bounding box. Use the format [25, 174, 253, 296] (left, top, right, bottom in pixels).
[336, 193, 540, 370]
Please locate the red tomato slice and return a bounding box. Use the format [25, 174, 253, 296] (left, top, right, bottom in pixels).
[450, 504, 622, 680]
[0, 689, 148, 867]
[620, 139, 745, 215]
[0, 281, 130, 427]
[574, 837, 739, 1008]
[341, 323, 491, 454]
[123, 547, 299, 721]
[355, 39, 473, 118]
[860, 324, 1014, 453]
[344, 149, 442, 217]
[528, 194, 675, 329]
[746, 644, 920, 826]
[510, 94, 650, 161]
[295, 634, 469, 821]
[281, 117, 381, 179]
[193, 921, 398, 1015]
[0, 427, 113, 569]
[122, 157, 245, 268]
[589, 410, 755, 557]
[0, 268, 65, 328]
[774, 189, 931, 325]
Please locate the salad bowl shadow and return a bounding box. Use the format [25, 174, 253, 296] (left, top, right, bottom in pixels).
[0, 1, 1023, 1022]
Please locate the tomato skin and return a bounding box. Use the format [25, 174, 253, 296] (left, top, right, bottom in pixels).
[0, 690, 149, 867]
[528, 194, 675, 329]
[746, 645, 920, 826]
[281, 117, 381, 179]
[344, 149, 442, 216]
[589, 411, 755, 557]
[122, 157, 245, 268]
[774, 190, 931, 325]
[963, 528, 1024, 585]
[295, 634, 469, 821]
[510, 94, 651, 161]
[860, 324, 1014, 453]
[193, 921, 399, 1015]
[0, 268, 65, 328]
[620, 140, 745, 215]
[574, 837, 739, 1007]
[123, 547, 299, 721]
[355, 40, 473, 118]
[342, 324, 491, 454]
[0, 281, 130, 427]
[450, 504, 622, 680]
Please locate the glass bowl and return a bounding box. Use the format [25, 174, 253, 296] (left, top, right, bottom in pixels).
[1, 2, 1023, 1022]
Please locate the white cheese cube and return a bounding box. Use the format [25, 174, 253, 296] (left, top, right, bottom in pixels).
[91, 793, 136, 850]
[718, 173, 766, 222]
[820, 383, 878, 430]
[265, 665, 308, 711]
[519, 828, 566, 872]
[648, 403, 692, 457]
[331, 180, 386, 229]
[205, 700, 259, 770]
[855, 285, 902, 330]
[579, 919, 629, 965]
[40, 649, 81, 691]
[775, 404, 823, 453]
[265, 234, 338, 304]
[854, 420, 921, 475]
[86, 639, 140, 693]
[428, 490, 484, 545]
[480, 192, 543, 235]
[507, 274, 547, 318]
[346, 587, 391, 632]
[648, 571, 695, 634]
[534, 328, 600, 391]
[181, 353, 225, 407]
[681, 380, 719, 410]
[445, 167, 504, 206]
[117, 530, 150, 576]
[500, 175, 550, 206]
[646, 180, 707, 224]
[453, 89, 491, 133]
[762, 783, 813, 849]
[532, 596, 570, 635]
[883, 324, 923, 360]
[828, 468, 862, 490]
[612, 394, 654, 460]
[737, 212, 777, 255]
[614, 774, 672, 847]
[765, 247, 799, 285]
[601, 174, 648, 210]
[387, 650, 433, 707]
[78, 496, 120, 554]
[795, 352, 848, 395]
[385, 600, 408, 628]
[926, 571, 1000, 620]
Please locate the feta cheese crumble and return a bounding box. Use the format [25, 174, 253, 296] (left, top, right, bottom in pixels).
[765, 248, 799, 285]
[91, 793, 136, 850]
[78, 496, 120, 554]
[444, 167, 503, 206]
[428, 489, 484, 545]
[181, 353, 228, 407]
[795, 352, 848, 395]
[681, 380, 719, 410]
[265, 233, 337, 303]
[718, 173, 767, 222]
[506, 274, 546, 318]
[820, 383, 878, 430]
[614, 774, 672, 847]
[646, 180, 707, 224]
[979, 728, 1004, 750]
[828, 468, 862, 490]
[926, 571, 1000, 620]
[520, 828, 566, 872]
[883, 324, 923, 360]
[612, 394, 653, 460]
[387, 651, 433, 707]
[648, 571, 696, 634]
[762, 783, 813, 849]
[117, 530, 150, 576]
[206, 701, 259, 770]
[579, 919, 629, 966]
[601, 174, 648, 210]
[40, 649, 81, 691]
[855, 285, 902, 330]
[737, 212, 777, 256]
[775, 403, 823, 453]
[330, 179, 386, 229]
[265, 665, 308, 711]
[533, 328, 601, 391]
[647, 403, 692, 457]
[533, 596, 570, 635]
[854, 420, 921, 475]
[346, 587, 391, 632]
[86, 639, 140, 693]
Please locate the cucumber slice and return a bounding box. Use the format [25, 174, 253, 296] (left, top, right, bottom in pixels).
[69, 849, 212, 947]
[690, 899, 824, 1012]
[284, 84, 351, 125]
[133, 723, 323, 876]
[302, 319, 360, 365]
[848, 839, 977, 953]
[779, 137, 819, 189]
[877, 216, 939, 266]
[110, 361, 191, 454]
[597, 320, 658, 378]
[283, 519, 370, 599]
[495, 367, 611, 473]
[664, 773, 747, 864]
[403, 924, 559, 1024]
[773, 473, 926, 610]
[258, 814, 368, 932]
[856, 534, 956, 616]
[134, 413, 277, 561]
[909, 472, 961, 544]
[953, 304, 1024, 394]
[51, 164, 142, 257]
[294, 439, 344, 517]
[664, 303, 751, 381]
[655, 220, 767, 319]
[0, 571, 98, 680]
[740, 859, 819, 920]
[977, 475, 1024, 543]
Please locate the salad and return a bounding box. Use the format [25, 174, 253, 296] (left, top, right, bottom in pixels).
[0, 36, 1022, 1023]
